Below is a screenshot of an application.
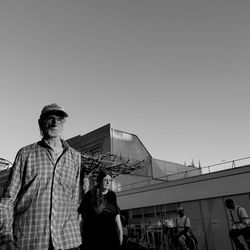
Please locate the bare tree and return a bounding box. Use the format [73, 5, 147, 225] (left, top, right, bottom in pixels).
[81, 152, 145, 183]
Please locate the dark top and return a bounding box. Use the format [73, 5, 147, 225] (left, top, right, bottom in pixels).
[78, 188, 120, 250]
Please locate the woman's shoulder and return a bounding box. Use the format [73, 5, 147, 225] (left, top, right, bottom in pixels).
[107, 189, 116, 195]
[106, 189, 117, 199]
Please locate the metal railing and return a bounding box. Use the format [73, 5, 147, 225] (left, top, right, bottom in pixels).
[118, 156, 250, 192]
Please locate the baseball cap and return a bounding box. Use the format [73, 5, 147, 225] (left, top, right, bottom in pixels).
[40, 103, 68, 119]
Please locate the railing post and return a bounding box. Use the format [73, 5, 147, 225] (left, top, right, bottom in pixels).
[232, 160, 236, 168]
[184, 171, 187, 178]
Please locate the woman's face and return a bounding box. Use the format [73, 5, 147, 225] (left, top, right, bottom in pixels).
[101, 174, 112, 191]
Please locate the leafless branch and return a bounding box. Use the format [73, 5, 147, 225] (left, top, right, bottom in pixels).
[81, 152, 145, 179]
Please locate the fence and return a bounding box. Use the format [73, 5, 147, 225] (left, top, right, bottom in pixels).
[119, 156, 250, 192]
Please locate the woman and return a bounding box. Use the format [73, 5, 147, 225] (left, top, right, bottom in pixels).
[78, 168, 123, 250]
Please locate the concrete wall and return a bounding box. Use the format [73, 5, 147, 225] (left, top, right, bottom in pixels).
[152, 158, 202, 180]
[67, 123, 111, 155]
[117, 165, 250, 209]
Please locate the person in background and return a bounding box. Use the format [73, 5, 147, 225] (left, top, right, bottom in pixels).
[78, 173, 90, 236]
[80, 171, 90, 199]
[78, 168, 123, 250]
[173, 207, 191, 249]
[225, 198, 250, 250]
[0, 103, 82, 250]
[82, 176, 90, 194]
[173, 207, 198, 250]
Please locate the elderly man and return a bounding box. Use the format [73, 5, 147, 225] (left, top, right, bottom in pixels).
[0, 104, 82, 250]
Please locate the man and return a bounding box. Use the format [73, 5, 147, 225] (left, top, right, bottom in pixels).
[0, 103, 82, 250]
[173, 207, 191, 249]
[225, 198, 250, 250]
[173, 207, 198, 250]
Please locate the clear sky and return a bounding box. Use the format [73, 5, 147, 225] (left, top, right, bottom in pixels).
[0, 0, 250, 169]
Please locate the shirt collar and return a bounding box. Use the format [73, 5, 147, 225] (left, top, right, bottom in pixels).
[38, 139, 69, 150]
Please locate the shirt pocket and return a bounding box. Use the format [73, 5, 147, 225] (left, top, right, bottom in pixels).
[23, 171, 38, 189]
[59, 165, 77, 192]
[22, 157, 42, 187]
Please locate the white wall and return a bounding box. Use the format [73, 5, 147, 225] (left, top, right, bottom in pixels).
[117, 165, 250, 210]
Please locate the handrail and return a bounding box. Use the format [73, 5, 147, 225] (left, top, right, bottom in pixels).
[118, 156, 250, 191]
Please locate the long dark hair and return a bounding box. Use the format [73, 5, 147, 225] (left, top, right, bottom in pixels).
[92, 168, 112, 214]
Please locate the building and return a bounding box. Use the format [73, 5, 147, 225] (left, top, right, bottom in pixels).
[1, 124, 249, 249]
[67, 124, 201, 191]
[67, 123, 250, 250]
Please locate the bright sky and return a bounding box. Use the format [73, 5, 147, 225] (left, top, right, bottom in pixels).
[0, 0, 250, 169]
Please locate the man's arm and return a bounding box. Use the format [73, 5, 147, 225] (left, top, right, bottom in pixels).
[180, 216, 190, 235]
[239, 207, 250, 225]
[72, 153, 81, 210]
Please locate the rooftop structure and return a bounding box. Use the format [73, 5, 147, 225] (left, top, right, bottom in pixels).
[67, 123, 201, 191]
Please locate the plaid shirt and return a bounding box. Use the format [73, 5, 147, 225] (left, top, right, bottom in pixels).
[0, 140, 82, 249]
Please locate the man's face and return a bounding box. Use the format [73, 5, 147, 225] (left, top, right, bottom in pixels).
[40, 114, 65, 139]
[178, 210, 184, 217]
